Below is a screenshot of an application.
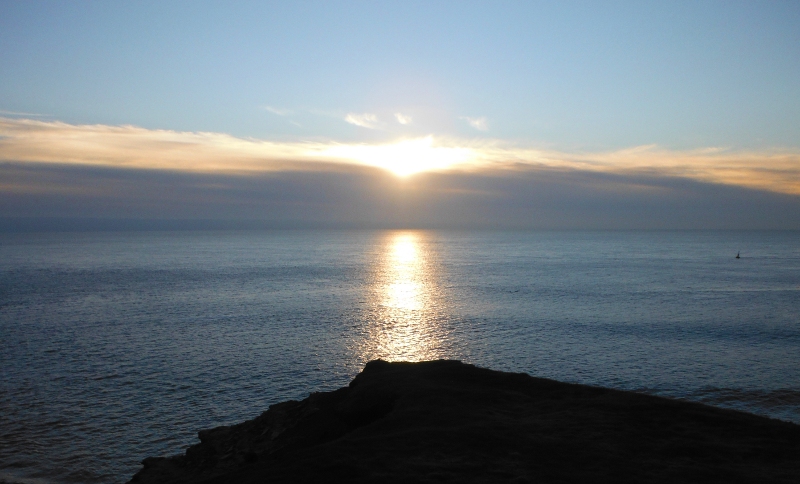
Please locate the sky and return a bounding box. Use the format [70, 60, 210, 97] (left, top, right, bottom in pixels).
[1, 1, 799, 230]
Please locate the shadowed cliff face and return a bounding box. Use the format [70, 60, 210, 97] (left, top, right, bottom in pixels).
[130, 360, 800, 484]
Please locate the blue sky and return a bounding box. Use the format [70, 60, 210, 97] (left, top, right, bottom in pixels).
[1, 1, 799, 229]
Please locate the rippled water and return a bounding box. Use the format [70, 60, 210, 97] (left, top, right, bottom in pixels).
[1, 230, 799, 483]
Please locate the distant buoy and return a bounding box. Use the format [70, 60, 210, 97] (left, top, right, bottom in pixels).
[736, 252, 740, 259]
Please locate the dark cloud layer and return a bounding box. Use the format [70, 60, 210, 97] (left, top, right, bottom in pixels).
[2, 161, 799, 231]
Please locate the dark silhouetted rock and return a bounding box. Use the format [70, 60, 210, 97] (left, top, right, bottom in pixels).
[129, 360, 800, 483]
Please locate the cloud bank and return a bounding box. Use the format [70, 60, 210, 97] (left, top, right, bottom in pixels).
[1, 117, 799, 230]
[1, 117, 798, 195]
[3, 160, 799, 231]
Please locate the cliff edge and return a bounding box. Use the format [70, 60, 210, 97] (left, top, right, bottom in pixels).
[130, 360, 800, 483]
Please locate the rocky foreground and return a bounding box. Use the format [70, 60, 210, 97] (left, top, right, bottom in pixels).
[130, 360, 800, 483]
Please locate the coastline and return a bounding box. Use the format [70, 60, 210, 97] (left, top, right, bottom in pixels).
[130, 360, 800, 483]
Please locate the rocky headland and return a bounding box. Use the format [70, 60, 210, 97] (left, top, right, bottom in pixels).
[130, 360, 800, 483]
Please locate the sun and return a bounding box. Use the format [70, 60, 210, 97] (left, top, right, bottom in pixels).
[317, 136, 473, 177]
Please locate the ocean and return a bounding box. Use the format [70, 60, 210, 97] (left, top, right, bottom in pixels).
[1, 230, 799, 483]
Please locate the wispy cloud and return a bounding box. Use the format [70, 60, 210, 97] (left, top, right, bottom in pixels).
[461, 116, 488, 131]
[0, 109, 51, 117]
[394, 113, 413, 125]
[344, 113, 381, 129]
[1, 117, 799, 195]
[262, 106, 292, 116]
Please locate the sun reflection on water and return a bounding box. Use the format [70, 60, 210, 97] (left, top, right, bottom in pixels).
[386, 234, 422, 311]
[355, 231, 449, 363]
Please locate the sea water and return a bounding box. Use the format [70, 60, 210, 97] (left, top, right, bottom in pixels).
[1, 230, 799, 483]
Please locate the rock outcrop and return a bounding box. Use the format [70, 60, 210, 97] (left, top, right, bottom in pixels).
[130, 360, 800, 483]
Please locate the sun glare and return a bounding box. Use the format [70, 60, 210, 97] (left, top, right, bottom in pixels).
[351, 231, 450, 363]
[317, 136, 473, 177]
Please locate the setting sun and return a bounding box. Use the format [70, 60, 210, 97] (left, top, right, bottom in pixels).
[317, 136, 473, 177]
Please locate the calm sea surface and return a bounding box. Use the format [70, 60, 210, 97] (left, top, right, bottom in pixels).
[1, 230, 799, 483]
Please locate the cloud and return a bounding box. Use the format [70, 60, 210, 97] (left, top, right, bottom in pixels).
[0, 117, 319, 174]
[461, 116, 488, 131]
[1, 117, 799, 195]
[318, 136, 471, 177]
[344, 113, 381, 129]
[494, 144, 800, 196]
[262, 106, 292, 116]
[0, 109, 51, 117]
[395, 113, 413, 125]
[3, 161, 799, 230]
